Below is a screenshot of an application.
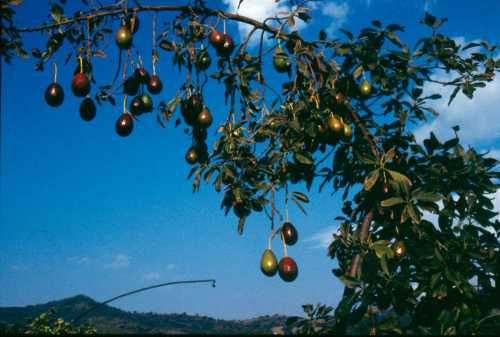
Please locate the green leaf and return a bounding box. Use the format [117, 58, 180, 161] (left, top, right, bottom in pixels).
[448, 86, 460, 105]
[407, 203, 421, 224]
[364, 169, 380, 191]
[50, 3, 64, 22]
[295, 152, 313, 165]
[476, 309, 500, 328]
[381, 197, 405, 207]
[291, 198, 308, 215]
[384, 147, 396, 162]
[412, 189, 442, 202]
[353, 65, 364, 79]
[372, 240, 389, 258]
[292, 191, 309, 203]
[387, 169, 412, 192]
[380, 255, 390, 275]
[386, 31, 402, 47]
[339, 275, 361, 287]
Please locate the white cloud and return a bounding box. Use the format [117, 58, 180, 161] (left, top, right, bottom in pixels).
[306, 225, 336, 249]
[143, 271, 161, 281]
[166, 263, 176, 271]
[222, 0, 291, 44]
[414, 37, 500, 147]
[106, 254, 130, 270]
[320, 2, 349, 36]
[222, 1, 349, 46]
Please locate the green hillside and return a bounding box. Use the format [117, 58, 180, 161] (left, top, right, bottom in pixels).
[0, 295, 288, 334]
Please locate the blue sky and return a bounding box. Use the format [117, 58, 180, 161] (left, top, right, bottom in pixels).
[1, 0, 499, 320]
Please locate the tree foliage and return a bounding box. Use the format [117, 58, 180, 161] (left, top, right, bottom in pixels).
[2, 0, 499, 334]
[0, 309, 96, 335]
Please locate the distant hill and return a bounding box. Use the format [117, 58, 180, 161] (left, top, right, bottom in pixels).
[0, 295, 288, 334]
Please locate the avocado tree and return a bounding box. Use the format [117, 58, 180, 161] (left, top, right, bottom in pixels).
[2, 0, 499, 334]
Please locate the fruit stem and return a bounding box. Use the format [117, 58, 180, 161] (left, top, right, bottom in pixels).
[123, 95, 128, 114]
[275, 23, 284, 49]
[152, 12, 158, 75]
[52, 61, 58, 83]
[271, 185, 276, 230]
[78, 55, 83, 74]
[130, 11, 137, 33]
[281, 230, 288, 257]
[285, 183, 289, 223]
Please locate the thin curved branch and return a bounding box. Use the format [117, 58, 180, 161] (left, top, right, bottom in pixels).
[72, 279, 216, 324]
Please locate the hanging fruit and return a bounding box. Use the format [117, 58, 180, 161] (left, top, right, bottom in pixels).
[342, 122, 353, 141]
[208, 30, 224, 49]
[71, 72, 90, 97]
[147, 74, 163, 95]
[260, 249, 278, 277]
[79, 97, 96, 121]
[181, 95, 203, 126]
[115, 113, 134, 137]
[185, 147, 198, 165]
[195, 48, 212, 71]
[278, 256, 298, 282]
[327, 114, 343, 135]
[360, 78, 372, 96]
[45, 83, 64, 107]
[273, 47, 291, 73]
[129, 96, 143, 116]
[281, 222, 298, 246]
[139, 93, 153, 113]
[115, 25, 133, 49]
[196, 107, 213, 129]
[216, 34, 234, 57]
[335, 92, 345, 104]
[392, 241, 407, 257]
[134, 67, 150, 84]
[123, 76, 140, 96]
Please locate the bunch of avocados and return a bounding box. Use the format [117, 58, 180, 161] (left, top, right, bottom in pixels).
[181, 94, 212, 165]
[42, 13, 230, 141]
[41, 10, 374, 167]
[261, 222, 299, 282]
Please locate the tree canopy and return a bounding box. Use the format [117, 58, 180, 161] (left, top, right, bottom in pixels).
[1, 0, 499, 334]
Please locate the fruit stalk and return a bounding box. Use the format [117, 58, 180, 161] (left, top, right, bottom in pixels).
[280, 230, 288, 257]
[52, 61, 58, 83]
[152, 12, 158, 76]
[123, 95, 128, 114]
[284, 183, 289, 223]
[78, 55, 83, 74]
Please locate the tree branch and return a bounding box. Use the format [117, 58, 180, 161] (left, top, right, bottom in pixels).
[16, 5, 287, 40]
[345, 102, 379, 160]
[347, 209, 374, 282]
